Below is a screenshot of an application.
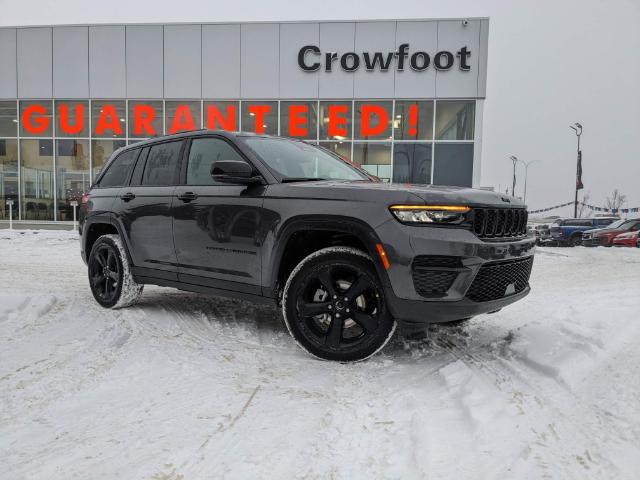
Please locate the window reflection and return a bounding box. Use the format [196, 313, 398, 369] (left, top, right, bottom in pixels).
[241, 101, 278, 135]
[55, 101, 89, 138]
[393, 143, 432, 184]
[92, 101, 126, 138]
[0, 139, 18, 220]
[21, 139, 54, 220]
[128, 100, 163, 138]
[280, 101, 318, 140]
[56, 139, 90, 220]
[354, 101, 392, 140]
[320, 101, 352, 141]
[20, 101, 53, 137]
[0, 102, 17, 137]
[166, 101, 201, 134]
[353, 142, 391, 181]
[91, 139, 126, 179]
[433, 143, 474, 187]
[435, 101, 475, 140]
[394, 101, 433, 141]
[204, 101, 239, 131]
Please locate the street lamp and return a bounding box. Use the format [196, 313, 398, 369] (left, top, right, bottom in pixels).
[569, 122, 583, 217]
[519, 159, 540, 203]
[509, 155, 518, 197]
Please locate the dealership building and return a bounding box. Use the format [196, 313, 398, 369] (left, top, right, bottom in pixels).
[0, 19, 489, 222]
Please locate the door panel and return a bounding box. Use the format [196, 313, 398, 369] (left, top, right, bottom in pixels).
[172, 136, 266, 292]
[118, 186, 177, 279]
[115, 140, 184, 280]
[173, 186, 266, 291]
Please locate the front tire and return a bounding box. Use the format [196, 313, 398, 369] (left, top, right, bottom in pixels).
[88, 234, 143, 309]
[282, 247, 396, 362]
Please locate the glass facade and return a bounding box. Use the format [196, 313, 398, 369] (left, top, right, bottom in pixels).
[0, 99, 475, 221]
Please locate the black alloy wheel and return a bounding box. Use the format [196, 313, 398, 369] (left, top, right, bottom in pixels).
[89, 241, 122, 307]
[283, 247, 395, 362]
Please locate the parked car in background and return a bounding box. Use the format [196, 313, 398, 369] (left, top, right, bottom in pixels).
[612, 230, 640, 248]
[550, 217, 619, 246]
[528, 224, 552, 245]
[583, 219, 640, 247]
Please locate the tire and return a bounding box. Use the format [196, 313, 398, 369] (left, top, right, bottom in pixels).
[569, 235, 582, 247]
[88, 234, 143, 309]
[282, 247, 396, 362]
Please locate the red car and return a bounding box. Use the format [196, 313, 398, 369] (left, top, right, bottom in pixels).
[612, 230, 640, 247]
[591, 219, 640, 246]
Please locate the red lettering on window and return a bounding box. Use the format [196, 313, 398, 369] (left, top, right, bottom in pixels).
[133, 104, 156, 136]
[169, 105, 196, 134]
[248, 105, 271, 134]
[360, 104, 388, 137]
[288, 104, 308, 137]
[408, 104, 418, 136]
[95, 105, 123, 136]
[22, 104, 49, 134]
[206, 104, 237, 131]
[59, 103, 84, 135]
[328, 105, 348, 137]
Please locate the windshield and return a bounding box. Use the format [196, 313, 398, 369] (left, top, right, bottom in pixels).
[604, 219, 626, 229]
[242, 137, 370, 182]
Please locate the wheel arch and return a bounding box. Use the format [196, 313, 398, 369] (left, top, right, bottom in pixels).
[82, 214, 134, 267]
[266, 215, 390, 299]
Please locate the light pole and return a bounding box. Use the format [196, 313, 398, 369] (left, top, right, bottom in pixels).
[509, 155, 518, 197]
[569, 122, 583, 217]
[519, 159, 540, 203]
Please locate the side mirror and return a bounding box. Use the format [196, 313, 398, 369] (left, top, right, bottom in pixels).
[211, 160, 262, 185]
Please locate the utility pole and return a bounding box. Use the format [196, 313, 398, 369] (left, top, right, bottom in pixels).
[570, 123, 583, 217]
[509, 155, 518, 197]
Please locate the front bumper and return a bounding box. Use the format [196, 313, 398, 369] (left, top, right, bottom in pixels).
[375, 219, 536, 324]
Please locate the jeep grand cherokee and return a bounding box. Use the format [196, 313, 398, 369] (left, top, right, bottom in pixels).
[80, 131, 535, 361]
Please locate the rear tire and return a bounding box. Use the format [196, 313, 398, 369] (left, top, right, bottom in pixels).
[88, 234, 143, 309]
[282, 247, 396, 362]
[569, 234, 582, 247]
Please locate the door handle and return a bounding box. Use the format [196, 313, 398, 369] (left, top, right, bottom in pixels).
[120, 192, 135, 202]
[177, 192, 198, 202]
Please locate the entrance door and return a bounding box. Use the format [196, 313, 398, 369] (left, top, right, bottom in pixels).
[172, 136, 266, 294]
[117, 140, 184, 280]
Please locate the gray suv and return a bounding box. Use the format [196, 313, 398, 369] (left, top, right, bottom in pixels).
[80, 131, 536, 361]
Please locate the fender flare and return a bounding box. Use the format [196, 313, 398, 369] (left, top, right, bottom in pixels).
[265, 215, 391, 297]
[82, 213, 135, 267]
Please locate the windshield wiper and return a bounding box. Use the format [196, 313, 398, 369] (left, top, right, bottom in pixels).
[281, 177, 327, 183]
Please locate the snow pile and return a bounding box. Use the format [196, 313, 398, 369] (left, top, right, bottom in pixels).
[1, 230, 639, 479]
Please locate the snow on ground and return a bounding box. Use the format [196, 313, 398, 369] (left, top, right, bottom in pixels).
[0, 230, 639, 480]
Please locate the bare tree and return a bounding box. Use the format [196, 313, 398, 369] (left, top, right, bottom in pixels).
[605, 189, 627, 211]
[577, 191, 591, 218]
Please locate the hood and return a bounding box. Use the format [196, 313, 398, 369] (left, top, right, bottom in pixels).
[284, 180, 526, 208]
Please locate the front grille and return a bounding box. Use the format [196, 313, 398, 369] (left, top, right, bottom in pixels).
[472, 208, 528, 239]
[412, 256, 463, 297]
[466, 256, 534, 302]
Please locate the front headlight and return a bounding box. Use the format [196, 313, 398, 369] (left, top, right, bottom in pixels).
[389, 205, 470, 225]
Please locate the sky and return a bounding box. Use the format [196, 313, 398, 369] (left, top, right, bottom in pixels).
[1, 0, 638, 215]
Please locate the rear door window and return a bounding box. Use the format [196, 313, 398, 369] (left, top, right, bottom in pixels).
[97, 149, 139, 187]
[141, 141, 184, 186]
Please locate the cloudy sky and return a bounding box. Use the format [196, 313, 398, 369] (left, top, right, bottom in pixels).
[2, 0, 638, 214]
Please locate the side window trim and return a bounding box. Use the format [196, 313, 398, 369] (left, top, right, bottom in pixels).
[181, 135, 254, 186]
